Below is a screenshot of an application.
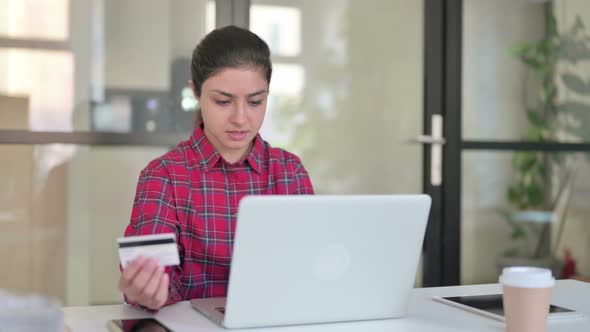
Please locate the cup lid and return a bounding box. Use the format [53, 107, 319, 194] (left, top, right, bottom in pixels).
[499, 266, 555, 288]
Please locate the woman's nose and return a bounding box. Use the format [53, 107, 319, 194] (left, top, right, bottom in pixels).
[229, 102, 247, 124]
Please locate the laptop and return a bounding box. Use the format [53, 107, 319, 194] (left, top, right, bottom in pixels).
[190, 194, 431, 329]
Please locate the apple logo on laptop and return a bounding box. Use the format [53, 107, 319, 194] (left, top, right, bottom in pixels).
[313, 244, 351, 281]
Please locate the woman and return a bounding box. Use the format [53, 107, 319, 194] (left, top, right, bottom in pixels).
[118, 25, 314, 310]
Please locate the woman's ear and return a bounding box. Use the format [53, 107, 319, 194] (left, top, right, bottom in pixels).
[188, 80, 200, 102]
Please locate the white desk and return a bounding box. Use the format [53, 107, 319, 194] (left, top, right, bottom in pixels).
[63, 280, 590, 331]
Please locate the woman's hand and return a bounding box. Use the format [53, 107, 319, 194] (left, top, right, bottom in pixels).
[118, 256, 169, 310]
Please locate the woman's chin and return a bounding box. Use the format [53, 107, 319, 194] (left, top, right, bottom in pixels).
[223, 140, 251, 153]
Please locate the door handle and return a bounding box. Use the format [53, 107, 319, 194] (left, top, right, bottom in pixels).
[409, 135, 446, 145]
[407, 114, 444, 186]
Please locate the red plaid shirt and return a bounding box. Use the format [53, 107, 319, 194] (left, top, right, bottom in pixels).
[124, 125, 314, 305]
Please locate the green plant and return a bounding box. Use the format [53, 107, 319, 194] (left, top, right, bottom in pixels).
[503, 12, 590, 258]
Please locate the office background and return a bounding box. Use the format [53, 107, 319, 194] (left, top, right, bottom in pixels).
[0, 0, 589, 307]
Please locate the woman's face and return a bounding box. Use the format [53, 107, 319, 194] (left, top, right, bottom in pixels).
[192, 67, 269, 163]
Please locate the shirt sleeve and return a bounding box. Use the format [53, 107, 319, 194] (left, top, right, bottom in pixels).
[124, 162, 184, 307]
[293, 161, 315, 195]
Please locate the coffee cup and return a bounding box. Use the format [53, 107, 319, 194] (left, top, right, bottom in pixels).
[499, 267, 555, 332]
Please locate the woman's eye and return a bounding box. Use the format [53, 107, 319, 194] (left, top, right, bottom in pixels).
[249, 100, 263, 106]
[215, 100, 230, 106]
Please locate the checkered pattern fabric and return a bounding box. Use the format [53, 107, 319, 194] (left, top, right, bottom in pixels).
[124, 125, 314, 305]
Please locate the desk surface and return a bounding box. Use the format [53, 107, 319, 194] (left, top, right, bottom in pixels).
[63, 280, 590, 332]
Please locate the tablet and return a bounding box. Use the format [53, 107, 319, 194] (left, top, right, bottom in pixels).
[432, 294, 582, 322]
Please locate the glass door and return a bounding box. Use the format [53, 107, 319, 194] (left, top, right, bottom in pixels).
[459, 0, 590, 285]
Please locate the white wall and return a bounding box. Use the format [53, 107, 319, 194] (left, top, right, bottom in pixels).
[170, 0, 212, 59]
[102, 0, 211, 91]
[268, 0, 423, 195]
[104, 0, 170, 90]
[66, 0, 94, 306]
[88, 147, 166, 304]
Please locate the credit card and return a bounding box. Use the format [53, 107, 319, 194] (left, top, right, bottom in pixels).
[117, 233, 180, 268]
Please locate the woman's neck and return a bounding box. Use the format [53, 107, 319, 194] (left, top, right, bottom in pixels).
[219, 143, 253, 164]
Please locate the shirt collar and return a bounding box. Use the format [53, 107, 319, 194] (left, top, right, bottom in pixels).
[246, 134, 265, 174]
[190, 124, 265, 174]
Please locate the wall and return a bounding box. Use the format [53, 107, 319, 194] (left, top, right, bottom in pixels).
[265, 0, 424, 195]
[0, 95, 34, 294]
[103, 0, 170, 90]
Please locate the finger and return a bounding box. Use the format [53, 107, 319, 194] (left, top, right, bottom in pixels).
[119, 256, 147, 292]
[120, 258, 153, 302]
[150, 273, 169, 310]
[122, 257, 156, 301]
[139, 264, 164, 301]
[131, 258, 159, 295]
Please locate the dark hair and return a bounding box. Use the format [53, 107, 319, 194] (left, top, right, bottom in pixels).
[191, 25, 272, 97]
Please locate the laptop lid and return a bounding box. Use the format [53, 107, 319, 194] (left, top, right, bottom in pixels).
[223, 195, 431, 328]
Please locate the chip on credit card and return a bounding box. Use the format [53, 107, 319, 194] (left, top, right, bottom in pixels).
[117, 233, 180, 268]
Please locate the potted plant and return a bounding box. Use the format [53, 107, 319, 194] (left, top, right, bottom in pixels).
[497, 12, 590, 275]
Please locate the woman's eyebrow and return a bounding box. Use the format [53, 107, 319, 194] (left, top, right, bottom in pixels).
[247, 90, 268, 97]
[210, 89, 268, 98]
[211, 89, 234, 98]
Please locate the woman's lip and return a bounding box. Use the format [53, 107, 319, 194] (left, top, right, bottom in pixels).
[227, 131, 248, 141]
